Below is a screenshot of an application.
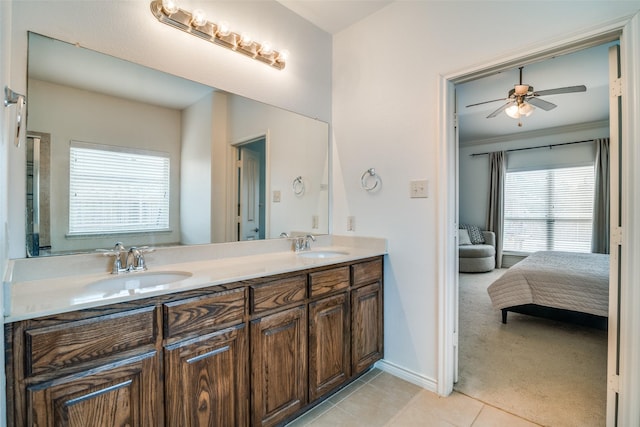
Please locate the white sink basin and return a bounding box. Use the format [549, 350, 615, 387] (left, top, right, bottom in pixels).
[297, 250, 349, 259]
[86, 271, 192, 292]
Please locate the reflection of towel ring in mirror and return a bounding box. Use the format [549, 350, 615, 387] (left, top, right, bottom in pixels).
[361, 168, 381, 192]
[292, 176, 305, 196]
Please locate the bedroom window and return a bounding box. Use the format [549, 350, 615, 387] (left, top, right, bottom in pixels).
[503, 165, 594, 253]
[69, 141, 170, 235]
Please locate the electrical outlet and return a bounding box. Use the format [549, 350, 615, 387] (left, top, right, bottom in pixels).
[410, 180, 428, 198]
[273, 190, 281, 203]
[347, 216, 355, 231]
[312, 215, 319, 229]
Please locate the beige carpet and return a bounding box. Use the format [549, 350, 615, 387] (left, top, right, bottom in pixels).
[455, 269, 608, 427]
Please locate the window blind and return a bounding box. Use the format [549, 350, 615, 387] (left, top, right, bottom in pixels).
[69, 142, 170, 235]
[503, 165, 594, 253]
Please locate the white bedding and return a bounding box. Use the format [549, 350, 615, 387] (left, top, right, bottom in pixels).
[487, 251, 609, 317]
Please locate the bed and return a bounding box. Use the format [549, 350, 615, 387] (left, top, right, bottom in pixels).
[487, 251, 609, 329]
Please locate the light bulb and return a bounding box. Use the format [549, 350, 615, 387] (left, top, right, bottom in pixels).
[217, 21, 231, 36]
[161, 0, 178, 14]
[259, 41, 273, 55]
[519, 102, 534, 117]
[240, 33, 252, 46]
[505, 104, 520, 119]
[191, 9, 207, 27]
[277, 49, 289, 63]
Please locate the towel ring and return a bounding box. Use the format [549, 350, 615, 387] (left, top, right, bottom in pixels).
[292, 176, 305, 196]
[4, 86, 26, 147]
[361, 168, 381, 192]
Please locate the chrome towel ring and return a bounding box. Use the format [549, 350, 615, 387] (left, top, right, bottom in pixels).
[361, 168, 381, 192]
[293, 176, 305, 195]
[4, 86, 26, 147]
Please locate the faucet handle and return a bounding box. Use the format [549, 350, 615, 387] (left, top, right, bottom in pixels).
[304, 234, 315, 250]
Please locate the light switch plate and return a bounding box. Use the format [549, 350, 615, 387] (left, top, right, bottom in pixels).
[273, 190, 281, 203]
[410, 180, 428, 198]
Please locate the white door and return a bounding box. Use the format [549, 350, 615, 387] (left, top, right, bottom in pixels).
[240, 148, 260, 241]
[606, 43, 622, 427]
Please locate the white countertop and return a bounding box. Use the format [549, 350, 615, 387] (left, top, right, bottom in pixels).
[4, 236, 386, 323]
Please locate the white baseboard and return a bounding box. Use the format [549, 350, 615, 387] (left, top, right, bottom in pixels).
[375, 359, 438, 394]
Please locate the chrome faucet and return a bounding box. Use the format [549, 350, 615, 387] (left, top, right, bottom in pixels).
[304, 234, 316, 250]
[293, 234, 315, 252]
[110, 242, 127, 274]
[106, 242, 151, 274]
[126, 247, 147, 272]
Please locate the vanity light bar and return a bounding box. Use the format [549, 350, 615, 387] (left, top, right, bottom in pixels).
[149, 0, 287, 70]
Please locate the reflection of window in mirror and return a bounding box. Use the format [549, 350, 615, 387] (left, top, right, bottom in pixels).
[69, 141, 170, 236]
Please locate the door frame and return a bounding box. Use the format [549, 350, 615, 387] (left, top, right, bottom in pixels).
[437, 14, 640, 425]
[227, 132, 271, 242]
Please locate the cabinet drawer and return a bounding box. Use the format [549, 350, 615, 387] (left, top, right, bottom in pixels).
[250, 275, 307, 314]
[164, 287, 245, 338]
[352, 258, 383, 287]
[309, 267, 350, 298]
[25, 306, 156, 376]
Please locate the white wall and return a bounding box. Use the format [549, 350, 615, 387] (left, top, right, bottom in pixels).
[227, 95, 329, 238]
[181, 92, 215, 244]
[332, 1, 640, 389]
[8, 0, 331, 259]
[27, 79, 182, 252]
[459, 124, 609, 227]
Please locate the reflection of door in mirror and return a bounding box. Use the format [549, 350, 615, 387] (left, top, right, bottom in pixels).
[26, 132, 51, 256]
[238, 139, 266, 241]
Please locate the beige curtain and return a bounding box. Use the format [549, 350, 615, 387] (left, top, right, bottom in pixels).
[592, 138, 610, 254]
[486, 151, 505, 268]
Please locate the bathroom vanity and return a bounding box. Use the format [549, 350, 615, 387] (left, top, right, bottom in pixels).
[3, 238, 385, 427]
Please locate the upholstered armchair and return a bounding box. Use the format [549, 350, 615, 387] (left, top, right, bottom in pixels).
[458, 229, 496, 273]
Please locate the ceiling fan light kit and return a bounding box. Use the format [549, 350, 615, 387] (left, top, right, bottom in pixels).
[466, 66, 587, 125]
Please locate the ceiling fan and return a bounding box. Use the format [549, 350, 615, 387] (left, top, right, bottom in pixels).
[466, 66, 587, 122]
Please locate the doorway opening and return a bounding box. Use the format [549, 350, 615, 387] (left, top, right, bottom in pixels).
[233, 136, 267, 241]
[439, 27, 624, 427]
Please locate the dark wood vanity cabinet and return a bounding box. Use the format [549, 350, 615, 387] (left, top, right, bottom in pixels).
[250, 306, 308, 427]
[308, 267, 351, 402]
[162, 287, 248, 427]
[5, 256, 384, 427]
[351, 258, 384, 374]
[5, 305, 161, 427]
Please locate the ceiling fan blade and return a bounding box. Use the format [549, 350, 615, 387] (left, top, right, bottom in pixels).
[533, 85, 586, 96]
[466, 98, 508, 108]
[527, 97, 557, 111]
[487, 101, 513, 118]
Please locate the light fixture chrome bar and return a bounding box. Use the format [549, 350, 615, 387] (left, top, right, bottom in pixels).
[149, 1, 286, 70]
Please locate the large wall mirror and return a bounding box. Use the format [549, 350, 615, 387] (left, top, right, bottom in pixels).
[26, 32, 329, 257]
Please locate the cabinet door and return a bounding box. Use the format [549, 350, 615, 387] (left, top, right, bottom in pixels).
[28, 350, 160, 427]
[309, 293, 350, 401]
[251, 305, 307, 427]
[164, 324, 248, 427]
[351, 281, 384, 374]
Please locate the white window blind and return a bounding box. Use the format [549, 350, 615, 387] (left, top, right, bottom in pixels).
[69, 142, 170, 235]
[503, 165, 594, 253]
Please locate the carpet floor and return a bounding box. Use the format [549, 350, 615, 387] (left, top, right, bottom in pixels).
[455, 269, 608, 427]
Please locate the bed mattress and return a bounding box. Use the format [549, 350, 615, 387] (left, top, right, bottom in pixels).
[487, 251, 609, 317]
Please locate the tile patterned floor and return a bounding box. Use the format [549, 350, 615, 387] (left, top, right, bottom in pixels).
[287, 369, 541, 427]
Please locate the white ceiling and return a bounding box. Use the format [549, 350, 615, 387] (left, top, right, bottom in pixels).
[275, 1, 613, 145]
[276, 0, 393, 34]
[456, 42, 614, 144]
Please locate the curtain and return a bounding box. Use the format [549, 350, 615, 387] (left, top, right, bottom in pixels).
[592, 138, 610, 254]
[486, 151, 505, 268]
